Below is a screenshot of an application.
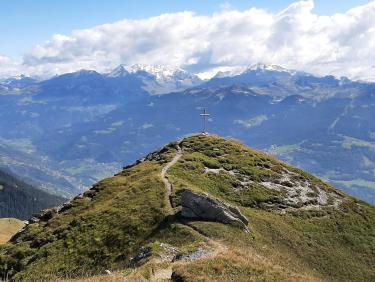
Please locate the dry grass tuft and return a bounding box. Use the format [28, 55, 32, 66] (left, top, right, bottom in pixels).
[0, 218, 25, 244]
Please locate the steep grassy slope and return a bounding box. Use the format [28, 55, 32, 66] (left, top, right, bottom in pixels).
[168, 136, 375, 281]
[0, 218, 25, 245]
[1, 135, 374, 281]
[0, 169, 67, 220]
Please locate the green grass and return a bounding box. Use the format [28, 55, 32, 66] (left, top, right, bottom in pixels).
[167, 135, 375, 281]
[1, 161, 169, 280]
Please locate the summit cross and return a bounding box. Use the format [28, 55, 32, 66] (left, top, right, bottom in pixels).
[200, 108, 210, 134]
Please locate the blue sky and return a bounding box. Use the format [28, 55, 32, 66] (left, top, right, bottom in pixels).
[1, 0, 375, 81]
[0, 0, 371, 59]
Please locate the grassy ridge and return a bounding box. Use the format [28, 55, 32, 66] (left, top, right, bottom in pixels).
[1, 135, 374, 281]
[1, 161, 169, 280]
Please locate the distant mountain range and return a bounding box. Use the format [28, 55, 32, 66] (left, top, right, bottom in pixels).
[1, 63, 375, 205]
[0, 64, 203, 96]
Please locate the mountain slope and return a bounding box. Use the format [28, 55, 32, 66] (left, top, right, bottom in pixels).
[0, 218, 25, 244]
[0, 169, 67, 220]
[1, 135, 374, 281]
[0, 140, 81, 198]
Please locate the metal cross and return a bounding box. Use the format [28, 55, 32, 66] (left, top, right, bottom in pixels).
[200, 108, 210, 134]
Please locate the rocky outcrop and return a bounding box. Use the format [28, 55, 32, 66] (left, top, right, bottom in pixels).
[128, 246, 152, 268]
[180, 189, 249, 230]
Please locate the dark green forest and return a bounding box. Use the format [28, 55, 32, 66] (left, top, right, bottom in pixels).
[0, 169, 66, 220]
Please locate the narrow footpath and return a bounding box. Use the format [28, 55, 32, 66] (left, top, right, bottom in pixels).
[155, 142, 227, 281]
[160, 143, 182, 212]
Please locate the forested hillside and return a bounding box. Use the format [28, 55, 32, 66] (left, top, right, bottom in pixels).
[0, 169, 66, 219]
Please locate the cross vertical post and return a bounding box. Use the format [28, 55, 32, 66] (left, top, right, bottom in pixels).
[200, 108, 210, 134]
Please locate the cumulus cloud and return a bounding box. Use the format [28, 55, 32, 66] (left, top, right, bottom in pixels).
[0, 55, 20, 77]
[3, 0, 375, 80]
[0, 55, 12, 65]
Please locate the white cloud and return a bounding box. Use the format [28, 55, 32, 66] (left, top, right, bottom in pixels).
[0, 55, 20, 77]
[2, 1, 375, 80]
[0, 55, 12, 65]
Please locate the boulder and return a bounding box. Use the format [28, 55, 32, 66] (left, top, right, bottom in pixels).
[128, 246, 152, 268]
[180, 189, 249, 230]
[34, 208, 57, 222]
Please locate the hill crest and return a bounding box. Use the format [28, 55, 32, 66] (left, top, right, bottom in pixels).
[1, 134, 374, 281]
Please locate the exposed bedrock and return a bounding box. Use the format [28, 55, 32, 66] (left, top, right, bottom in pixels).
[180, 189, 249, 230]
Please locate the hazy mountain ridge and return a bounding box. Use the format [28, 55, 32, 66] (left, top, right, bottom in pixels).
[1, 64, 375, 204]
[32, 83, 375, 202]
[0, 64, 203, 97]
[204, 64, 369, 100]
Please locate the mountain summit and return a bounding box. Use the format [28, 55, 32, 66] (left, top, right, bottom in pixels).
[107, 64, 202, 94]
[1, 135, 374, 281]
[246, 63, 291, 72]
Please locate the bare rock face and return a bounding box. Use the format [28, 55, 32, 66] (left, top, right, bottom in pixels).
[128, 246, 152, 268]
[180, 189, 249, 230]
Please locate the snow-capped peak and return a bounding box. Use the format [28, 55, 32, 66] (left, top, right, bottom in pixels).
[127, 64, 180, 77]
[109, 64, 201, 83]
[107, 65, 129, 77]
[247, 63, 293, 72]
[1, 74, 39, 87]
[245, 63, 297, 74]
[107, 64, 202, 94]
[109, 64, 194, 80]
[211, 66, 247, 79]
[207, 64, 298, 79]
